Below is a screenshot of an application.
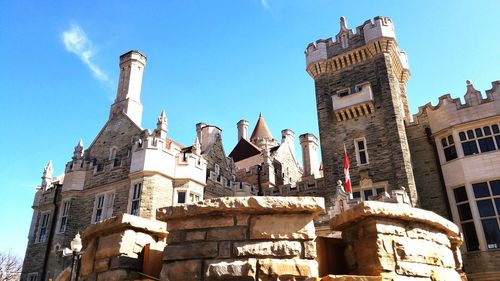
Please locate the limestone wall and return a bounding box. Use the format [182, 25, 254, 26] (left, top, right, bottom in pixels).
[330, 201, 466, 280]
[157, 196, 325, 281]
[79, 214, 167, 281]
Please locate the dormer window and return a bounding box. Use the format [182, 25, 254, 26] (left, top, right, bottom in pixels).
[337, 88, 350, 97]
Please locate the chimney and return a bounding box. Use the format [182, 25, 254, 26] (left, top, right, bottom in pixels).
[237, 120, 249, 141]
[110, 50, 147, 126]
[281, 129, 296, 158]
[299, 133, 319, 178]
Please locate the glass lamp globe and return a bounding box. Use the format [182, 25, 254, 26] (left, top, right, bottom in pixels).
[70, 233, 82, 253]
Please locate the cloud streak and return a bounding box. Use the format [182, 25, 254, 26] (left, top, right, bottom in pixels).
[261, 0, 269, 9]
[62, 24, 109, 82]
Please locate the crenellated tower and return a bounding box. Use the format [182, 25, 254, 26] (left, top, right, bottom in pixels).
[110, 50, 147, 126]
[305, 16, 417, 205]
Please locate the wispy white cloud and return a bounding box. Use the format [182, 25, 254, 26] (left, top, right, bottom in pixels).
[62, 24, 109, 82]
[261, 0, 269, 9]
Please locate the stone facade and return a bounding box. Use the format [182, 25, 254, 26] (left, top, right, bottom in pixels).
[157, 196, 324, 281]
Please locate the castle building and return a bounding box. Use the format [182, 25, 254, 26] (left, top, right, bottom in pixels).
[21, 17, 500, 281]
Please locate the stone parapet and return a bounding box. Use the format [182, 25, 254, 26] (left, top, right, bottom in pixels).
[330, 201, 466, 280]
[157, 196, 325, 281]
[79, 214, 168, 281]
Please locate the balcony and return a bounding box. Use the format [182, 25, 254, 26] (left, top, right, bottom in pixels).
[332, 83, 375, 121]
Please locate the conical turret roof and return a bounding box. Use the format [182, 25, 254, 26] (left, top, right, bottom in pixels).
[250, 113, 273, 141]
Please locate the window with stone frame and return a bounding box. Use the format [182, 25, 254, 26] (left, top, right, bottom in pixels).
[352, 187, 385, 201]
[354, 137, 369, 165]
[27, 273, 38, 281]
[177, 191, 186, 204]
[130, 183, 142, 216]
[92, 192, 115, 223]
[459, 124, 500, 156]
[453, 186, 480, 251]
[189, 193, 200, 203]
[57, 200, 70, 233]
[472, 180, 500, 250]
[441, 135, 457, 162]
[215, 164, 220, 175]
[37, 212, 50, 243]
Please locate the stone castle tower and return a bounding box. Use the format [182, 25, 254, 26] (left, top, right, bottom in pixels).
[305, 16, 417, 204]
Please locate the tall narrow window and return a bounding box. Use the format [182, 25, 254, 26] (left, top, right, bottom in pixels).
[130, 183, 142, 216]
[453, 186, 480, 251]
[177, 191, 186, 204]
[355, 138, 369, 165]
[472, 181, 500, 250]
[37, 213, 50, 243]
[441, 135, 457, 161]
[215, 164, 220, 175]
[58, 201, 70, 233]
[94, 195, 105, 223]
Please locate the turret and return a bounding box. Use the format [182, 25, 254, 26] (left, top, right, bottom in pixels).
[109, 50, 147, 126]
[237, 119, 249, 141]
[73, 139, 84, 160]
[281, 129, 296, 158]
[41, 160, 53, 190]
[155, 110, 168, 139]
[299, 133, 319, 178]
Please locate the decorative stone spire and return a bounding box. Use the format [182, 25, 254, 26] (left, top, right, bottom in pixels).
[73, 139, 84, 160]
[41, 160, 53, 189]
[193, 136, 201, 155]
[340, 16, 348, 31]
[155, 110, 168, 138]
[464, 80, 482, 106]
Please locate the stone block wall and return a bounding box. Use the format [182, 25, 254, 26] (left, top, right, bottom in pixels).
[157, 196, 325, 281]
[79, 214, 167, 281]
[330, 201, 466, 280]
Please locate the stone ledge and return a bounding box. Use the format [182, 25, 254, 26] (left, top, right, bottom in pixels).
[83, 214, 168, 240]
[157, 196, 325, 221]
[329, 201, 460, 237]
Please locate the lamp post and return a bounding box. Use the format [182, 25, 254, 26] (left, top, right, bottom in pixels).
[69, 233, 82, 281]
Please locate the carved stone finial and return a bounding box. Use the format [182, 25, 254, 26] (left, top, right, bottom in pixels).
[340, 16, 348, 31]
[466, 80, 471, 86]
[337, 180, 343, 187]
[156, 110, 168, 138]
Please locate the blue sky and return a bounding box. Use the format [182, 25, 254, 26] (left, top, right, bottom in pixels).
[0, 0, 498, 257]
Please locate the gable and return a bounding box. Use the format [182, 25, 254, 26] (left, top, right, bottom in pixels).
[229, 138, 262, 163]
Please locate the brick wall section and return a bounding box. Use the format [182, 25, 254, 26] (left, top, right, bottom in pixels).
[157, 196, 325, 281]
[313, 52, 417, 206]
[330, 201, 466, 280]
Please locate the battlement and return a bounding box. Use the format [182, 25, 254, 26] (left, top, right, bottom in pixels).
[305, 16, 408, 80]
[410, 80, 499, 133]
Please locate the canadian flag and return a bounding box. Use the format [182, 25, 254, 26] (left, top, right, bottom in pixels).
[343, 145, 351, 193]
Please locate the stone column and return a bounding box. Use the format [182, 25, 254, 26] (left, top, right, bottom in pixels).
[330, 201, 466, 280]
[157, 196, 325, 281]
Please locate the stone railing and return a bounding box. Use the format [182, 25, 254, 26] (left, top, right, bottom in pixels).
[79, 214, 168, 281]
[329, 201, 466, 280]
[157, 196, 325, 281]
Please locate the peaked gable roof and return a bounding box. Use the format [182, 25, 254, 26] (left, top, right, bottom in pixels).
[228, 138, 261, 162]
[250, 113, 273, 141]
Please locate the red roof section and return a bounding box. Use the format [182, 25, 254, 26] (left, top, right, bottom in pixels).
[250, 113, 273, 141]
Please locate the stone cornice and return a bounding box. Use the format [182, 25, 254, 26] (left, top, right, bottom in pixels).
[306, 38, 410, 84]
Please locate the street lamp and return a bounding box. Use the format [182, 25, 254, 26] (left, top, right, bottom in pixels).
[69, 233, 82, 281]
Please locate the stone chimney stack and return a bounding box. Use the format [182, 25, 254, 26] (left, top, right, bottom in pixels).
[299, 133, 319, 178]
[110, 50, 147, 127]
[237, 119, 249, 141]
[281, 129, 296, 158]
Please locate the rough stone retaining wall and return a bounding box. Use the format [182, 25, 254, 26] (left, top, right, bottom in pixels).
[330, 201, 466, 280]
[79, 214, 167, 281]
[156, 196, 325, 281]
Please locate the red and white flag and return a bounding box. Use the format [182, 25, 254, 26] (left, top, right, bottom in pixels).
[343, 145, 351, 193]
